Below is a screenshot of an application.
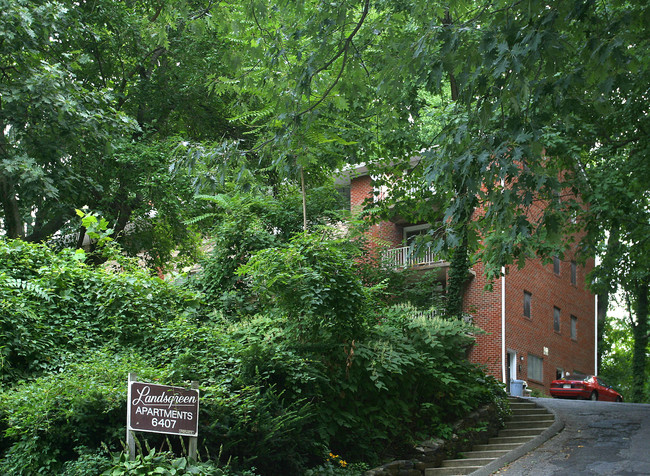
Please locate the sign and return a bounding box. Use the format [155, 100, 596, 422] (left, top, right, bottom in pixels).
[128, 381, 199, 437]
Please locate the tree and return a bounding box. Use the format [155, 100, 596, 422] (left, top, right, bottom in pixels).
[190, 184, 346, 316]
[0, 0, 137, 240]
[212, 0, 649, 390]
[584, 146, 650, 402]
[0, 0, 248, 269]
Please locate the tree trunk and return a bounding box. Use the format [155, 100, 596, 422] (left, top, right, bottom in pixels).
[301, 166, 307, 232]
[0, 175, 23, 239]
[596, 291, 608, 372]
[441, 7, 471, 319]
[631, 278, 649, 402]
[597, 225, 620, 370]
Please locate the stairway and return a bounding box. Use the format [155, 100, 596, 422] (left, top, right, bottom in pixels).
[424, 398, 554, 476]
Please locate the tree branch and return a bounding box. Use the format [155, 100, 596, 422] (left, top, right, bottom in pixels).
[25, 208, 76, 243]
[296, 0, 370, 118]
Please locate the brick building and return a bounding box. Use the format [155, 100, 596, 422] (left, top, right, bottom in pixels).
[337, 163, 596, 395]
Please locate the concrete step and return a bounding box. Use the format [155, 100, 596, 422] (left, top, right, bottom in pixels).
[488, 435, 536, 445]
[508, 412, 554, 421]
[472, 442, 523, 452]
[509, 402, 538, 409]
[442, 457, 498, 468]
[459, 449, 511, 458]
[505, 418, 554, 429]
[498, 427, 551, 437]
[425, 398, 555, 476]
[511, 407, 551, 416]
[425, 466, 482, 476]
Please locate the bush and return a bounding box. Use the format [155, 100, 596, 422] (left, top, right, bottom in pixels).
[102, 448, 258, 476]
[239, 230, 370, 342]
[0, 237, 508, 475]
[314, 305, 505, 460]
[0, 352, 164, 475]
[0, 238, 200, 384]
[149, 315, 326, 474]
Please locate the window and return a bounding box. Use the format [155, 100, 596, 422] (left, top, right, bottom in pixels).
[571, 261, 577, 286]
[571, 315, 577, 340]
[403, 224, 430, 245]
[337, 185, 351, 210]
[553, 256, 561, 275]
[523, 291, 532, 318]
[528, 354, 543, 381]
[553, 306, 561, 332]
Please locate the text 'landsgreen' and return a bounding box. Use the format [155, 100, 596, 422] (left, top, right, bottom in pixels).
[128, 381, 199, 436]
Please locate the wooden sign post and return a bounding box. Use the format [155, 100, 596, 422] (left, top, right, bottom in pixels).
[126, 373, 199, 461]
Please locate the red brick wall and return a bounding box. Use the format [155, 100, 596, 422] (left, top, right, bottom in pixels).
[465, 260, 504, 379]
[501, 252, 595, 393]
[464, 251, 595, 394]
[351, 176, 403, 249]
[350, 175, 373, 215]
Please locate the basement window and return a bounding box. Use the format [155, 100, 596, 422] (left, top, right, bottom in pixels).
[528, 354, 543, 382]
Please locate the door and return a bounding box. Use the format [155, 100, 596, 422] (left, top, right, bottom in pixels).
[507, 352, 517, 392]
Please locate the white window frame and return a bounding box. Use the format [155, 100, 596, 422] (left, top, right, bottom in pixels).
[403, 224, 431, 244]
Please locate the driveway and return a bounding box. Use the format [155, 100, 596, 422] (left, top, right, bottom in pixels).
[494, 398, 650, 475]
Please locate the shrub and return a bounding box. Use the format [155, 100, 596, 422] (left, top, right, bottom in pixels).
[0, 238, 200, 384]
[0, 238, 508, 475]
[150, 315, 326, 474]
[102, 448, 257, 476]
[0, 352, 164, 475]
[315, 305, 505, 460]
[239, 230, 370, 342]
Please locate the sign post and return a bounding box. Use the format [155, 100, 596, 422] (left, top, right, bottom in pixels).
[127, 376, 200, 461]
[127, 373, 137, 460]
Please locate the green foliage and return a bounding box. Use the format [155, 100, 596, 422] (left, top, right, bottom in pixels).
[304, 453, 368, 476]
[317, 305, 503, 459]
[192, 187, 346, 317]
[599, 315, 650, 403]
[0, 352, 163, 475]
[102, 448, 250, 476]
[0, 0, 240, 270]
[0, 229, 508, 475]
[143, 304, 506, 471]
[239, 230, 368, 342]
[60, 449, 113, 476]
[148, 315, 324, 474]
[190, 193, 279, 316]
[0, 238, 198, 384]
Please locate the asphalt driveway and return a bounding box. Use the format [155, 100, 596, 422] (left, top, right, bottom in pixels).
[494, 397, 650, 475]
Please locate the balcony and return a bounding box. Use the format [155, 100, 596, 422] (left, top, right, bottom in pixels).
[382, 245, 447, 269]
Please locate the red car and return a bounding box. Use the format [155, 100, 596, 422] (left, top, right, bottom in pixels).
[550, 375, 623, 402]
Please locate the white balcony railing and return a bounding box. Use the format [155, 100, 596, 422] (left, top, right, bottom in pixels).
[382, 245, 443, 269]
[390, 302, 474, 325]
